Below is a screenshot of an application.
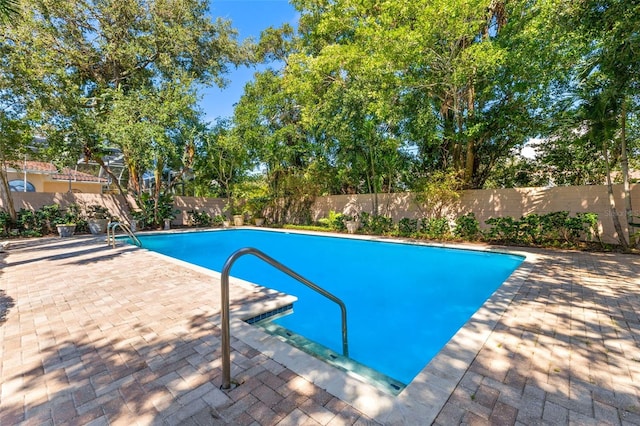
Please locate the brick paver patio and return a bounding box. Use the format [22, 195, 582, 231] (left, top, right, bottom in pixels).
[0, 234, 639, 425]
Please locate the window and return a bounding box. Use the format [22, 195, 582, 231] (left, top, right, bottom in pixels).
[9, 179, 35, 192]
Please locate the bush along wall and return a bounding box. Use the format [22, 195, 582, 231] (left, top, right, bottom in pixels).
[285, 210, 602, 250]
[1, 203, 604, 251]
[0, 203, 89, 238]
[483, 211, 600, 247]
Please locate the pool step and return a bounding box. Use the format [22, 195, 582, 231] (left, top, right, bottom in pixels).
[252, 320, 406, 395]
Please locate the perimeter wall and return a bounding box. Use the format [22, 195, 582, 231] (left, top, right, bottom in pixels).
[3, 184, 639, 244]
[2, 192, 227, 227]
[311, 184, 640, 244]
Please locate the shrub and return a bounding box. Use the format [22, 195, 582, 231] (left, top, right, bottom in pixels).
[86, 204, 112, 220]
[212, 214, 226, 226]
[0, 210, 11, 237]
[360, 212, 393, 235]
[539, 211, 570, 242]
[484, 216, 520, 243]
[397, 218, 418, 237]
[413, 170, 461, 218]
[17, 208, 44, 237]
[420, 217, 451, 239]
[63, 203, 85, 228]
[318, 210, 347, 231]
[283, 224, 332, 232]
[518, 213, 542, 244]
[575, 212, 599, 242]
[327, 210, 346, 231]
[188, 210, 213, 227]
[134, 193, 179, 229]
[484, 211, 600, 246]
[454, 213, 480, 240]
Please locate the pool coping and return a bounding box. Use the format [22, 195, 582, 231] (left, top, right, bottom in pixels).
[133, 226, 536, 424]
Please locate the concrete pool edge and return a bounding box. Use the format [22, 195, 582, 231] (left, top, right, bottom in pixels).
[131, 227, 535, 424]
[225, 234, 536, 424]
[392, 249, 535, 424]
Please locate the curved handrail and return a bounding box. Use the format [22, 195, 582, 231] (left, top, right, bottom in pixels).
[220, 247, 348, 390]
[107, 221, 142, 248]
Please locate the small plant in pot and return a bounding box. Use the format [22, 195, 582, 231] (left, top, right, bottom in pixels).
[224, 202, 245, 226]
[56, 222, 76, 237]
[86, 205, 112, 235]
[232, 206, 244, 226]
[55, 204, 85, 237]
[246, 195, 270, 227]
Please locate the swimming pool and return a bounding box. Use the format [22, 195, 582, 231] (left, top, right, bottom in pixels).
[136, 229, 523, 389]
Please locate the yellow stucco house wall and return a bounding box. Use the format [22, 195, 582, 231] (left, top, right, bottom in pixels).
[6, 161, 106, 194]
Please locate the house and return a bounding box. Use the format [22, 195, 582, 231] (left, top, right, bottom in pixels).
[6, 161, 107, 194]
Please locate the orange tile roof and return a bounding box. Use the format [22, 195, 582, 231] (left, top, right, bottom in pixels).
[9, 161, 107, 183]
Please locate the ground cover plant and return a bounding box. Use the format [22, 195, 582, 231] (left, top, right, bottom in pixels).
[283, 210, 603, 251]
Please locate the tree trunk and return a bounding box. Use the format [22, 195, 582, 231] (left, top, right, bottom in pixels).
[619, 98, 635, 246]
[93, 155, 126, 195]
[603, 140, 629, 250]
[0, 164, 16, 221]
[153, 160, 163, 226]
[128, 164, 141, 194]
[367, 146, 379, 215]
[464, 82, 476, 188]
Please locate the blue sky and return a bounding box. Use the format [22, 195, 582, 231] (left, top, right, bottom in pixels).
[200, 0, 299, 122]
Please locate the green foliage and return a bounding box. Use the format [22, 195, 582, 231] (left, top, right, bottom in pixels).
[39, 204, 65, 227]
[484, 216, 521, 243]
[245, 195, 270, 218]
[485, 211, 600, 246]
[8, 203, 87, 237]
[0, 0, 19, 23]
[62, 204, 87, 232]
[187, 211, 226, 227]
[0, 209, 11, 236]
[16, 208, 42, 237]
[413, 171, 461, 218]
[4, 0, 246, 199]
[192, 118, 253, 198]
[212, 215, 226, 227]
[576, 212, 600, 242]
[134, 193, 179, 229]
[360, 213, 393, 235]
[86, 205, 111, 220]
[317, 210, 346, 231]
[188, 210, 213, 227]
[397, 218, 418, 237]
[454, 213, 480, 240]
[420, 217, 451, 240]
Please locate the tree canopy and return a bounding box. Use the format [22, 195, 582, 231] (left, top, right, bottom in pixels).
[0, 0, 638, 235]
[1, 0, 248, 222]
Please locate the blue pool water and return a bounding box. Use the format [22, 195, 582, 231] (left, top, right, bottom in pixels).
[136, 229, 523, 385]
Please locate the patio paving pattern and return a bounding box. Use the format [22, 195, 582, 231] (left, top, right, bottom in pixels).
[0, 235, 639, 425]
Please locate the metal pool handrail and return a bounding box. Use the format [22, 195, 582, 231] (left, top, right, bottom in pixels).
[220, 247, 349, 390]
[107, 221, 142, 248]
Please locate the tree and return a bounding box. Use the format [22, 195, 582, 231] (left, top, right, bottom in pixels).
[287, 0, 552, 191]
[234, 69, 324, 223]
[545, 0, 640, 248]
[2, 0, 247, 220]
[0, 6, 43, 219]
[0, 116, 32, 221]
[191, 118, 252, 207]
[0, 0, 18, 23]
